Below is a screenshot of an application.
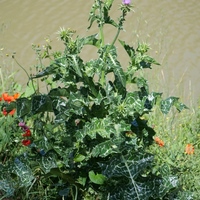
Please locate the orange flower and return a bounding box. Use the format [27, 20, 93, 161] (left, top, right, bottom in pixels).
[13, 93, 20, 100]
[185, 144, 194, 155]
[2, 93, 15, 103]
[154, 136, 164, 147]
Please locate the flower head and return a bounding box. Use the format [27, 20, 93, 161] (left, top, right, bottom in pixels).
[122, 0, 131, 5]
[2, 108, 16, 116]
[22, 139, 31, 146]
[154, 136, 164, 147]
[18, 121, 30, 131]
[185, 144, 194, 155]
[1, 92, 20, 103]
[22, 129, 31, 137]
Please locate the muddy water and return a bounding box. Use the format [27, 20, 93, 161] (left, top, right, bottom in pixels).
[0, 0, 200, 106]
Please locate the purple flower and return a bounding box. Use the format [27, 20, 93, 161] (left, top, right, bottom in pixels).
[122, 0, 131, 5]
[18, 121, 30, 131]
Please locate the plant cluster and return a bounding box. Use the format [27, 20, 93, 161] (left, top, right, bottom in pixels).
[0, 1, 192, 199]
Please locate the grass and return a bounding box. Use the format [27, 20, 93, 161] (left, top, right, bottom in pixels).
[147, 104, 200, 199]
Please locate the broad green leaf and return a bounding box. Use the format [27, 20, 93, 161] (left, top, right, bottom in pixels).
[13, 158, 34, 187]
[156, 176, 179, 198]
[31, 95, 53, 114]
[74, 154, 86, 162]
[48, 88, 69, 97]
[109, 181, 154, 200]
[16, 97, 31, 117]
[89, 171, 107, 185]
[0, 179, 15, 197]
[99, 152, 154, 179]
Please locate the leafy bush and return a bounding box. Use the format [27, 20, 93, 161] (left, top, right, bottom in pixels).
[0, 1, 188, 199]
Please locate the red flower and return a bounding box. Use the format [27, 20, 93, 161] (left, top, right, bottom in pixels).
[2, 108, 16, 116]
[22, 129, 31, 137]
[2, 108, 8, 116]
[22, 139, 31, 146]
[154, 136, 164, 147]
[185, 144, 194, 155]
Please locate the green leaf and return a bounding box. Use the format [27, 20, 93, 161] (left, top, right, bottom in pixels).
[32, 63, 59, 78]
[48, 88, 69, 97]
[156, 176, 179, 198]
[81, 34, 101, 48]
[89, 171, 107, 185]
[13, 158, 34, 187]
[174, 101, 189, 112]
[119, 40, 135, 58]
[91, 138, 123, 158]
[99, 152, 154, 179]
[160, 97, 179, 114]
[74, 154, 86, 162]
[75, 117, 115, 141]
[69, 55, 83, 77]
[31, 95, 53, 114]
[16, 97, 31, 117]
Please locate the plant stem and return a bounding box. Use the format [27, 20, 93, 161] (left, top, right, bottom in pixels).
[13, 57, 37, 93]
[0, 67, 4, 92]
[111, 27, 121, 48]
[97, 0, 104, 47]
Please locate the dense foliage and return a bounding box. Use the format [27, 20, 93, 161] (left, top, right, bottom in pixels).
[0, 1, 190, 199]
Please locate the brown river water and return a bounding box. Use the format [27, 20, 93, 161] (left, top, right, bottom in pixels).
[0, 0, 200, 107]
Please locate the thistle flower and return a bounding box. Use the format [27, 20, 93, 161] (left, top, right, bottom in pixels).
[122, 0, 131, 5]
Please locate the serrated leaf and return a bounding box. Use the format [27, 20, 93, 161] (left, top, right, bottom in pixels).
[75, 117, 114, 141]
[91, 138, 123, 158]
[174, 101, 189, 112]
[81, 34, 101, 48]
[160, 97, 179, 114]
[89, 171, 107, 185]
[119, 40, 135, 58]
[32, 63, 59, 78]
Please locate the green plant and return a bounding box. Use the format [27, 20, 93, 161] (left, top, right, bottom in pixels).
[0, 1, 188, 199]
